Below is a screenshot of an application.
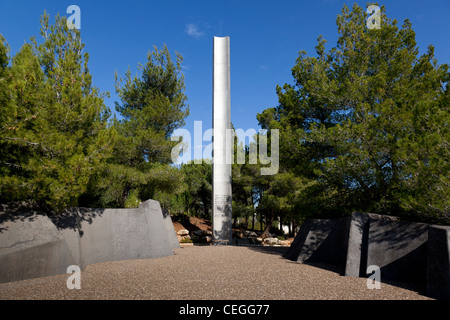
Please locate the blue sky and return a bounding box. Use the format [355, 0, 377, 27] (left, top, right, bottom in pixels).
[1, 0, 449, 156]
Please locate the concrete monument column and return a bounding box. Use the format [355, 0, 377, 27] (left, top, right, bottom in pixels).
[212, 36, 232, 245]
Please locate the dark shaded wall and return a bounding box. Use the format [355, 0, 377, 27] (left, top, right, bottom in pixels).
[284, 217, 350, 274]
[285, 212, 450, 300]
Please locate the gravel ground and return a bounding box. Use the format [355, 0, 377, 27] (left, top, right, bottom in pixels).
[0, 245, 432, 300]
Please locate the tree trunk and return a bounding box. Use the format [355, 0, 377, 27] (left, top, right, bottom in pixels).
[203, 197, 208, 218]
[260, 212, 274, 239]
[121, 183, 130, 207]
[279, 216, 283, 234]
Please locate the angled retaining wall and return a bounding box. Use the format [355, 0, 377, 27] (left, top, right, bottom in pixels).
[367, 220, 429, 287]
[0, 199, 178, 283]
[0, 213, 77, 283]
[285, 212, 450, 300]
[284, 217, 350, 273]
[427, 225, 450, 300]
[344, 212, 399, 277]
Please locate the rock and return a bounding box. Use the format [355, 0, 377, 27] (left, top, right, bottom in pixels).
[177, 234, 191, 242]
[234, 237, 251, 245]
[236, 231, 245, 239]
[177, 229, 189, 236]
[245, 231, 258, 237]
[190, 230, 213, 244]
[191, 229, 206, 237]
[263, 237, 281, 245]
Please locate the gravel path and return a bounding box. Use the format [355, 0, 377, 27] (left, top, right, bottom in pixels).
[0, 245, 432, 300]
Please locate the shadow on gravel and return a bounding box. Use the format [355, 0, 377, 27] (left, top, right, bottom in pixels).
[247, 246, 344, 274]
[302, 261, 344, 274]
[245, 245, 289, 257]
[247, 245, 425, 295]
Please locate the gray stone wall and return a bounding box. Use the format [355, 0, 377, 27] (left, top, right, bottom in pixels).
[284, 217, 350, 273]
[286, 212, 450, 300]
[427, 225, 450, 300]
[0, 199, 178, 283]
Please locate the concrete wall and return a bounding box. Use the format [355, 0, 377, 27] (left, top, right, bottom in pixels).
[367, 220, 429, 287]
[284, 217, 350, 273]
[286, 212, 450, 300]
[0, 213, 76, 283]
[427, 225, 450, 300]
[345, 213, 399, 277]
[0, 199, 177, 283]
[284, 219, 313, 261]
[156, 203, 180, 250]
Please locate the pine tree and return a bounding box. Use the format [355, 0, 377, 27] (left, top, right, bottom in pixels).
[0, 13, 114, 211]
[93, 45, 189, 208]
[259, 3, 449, 222]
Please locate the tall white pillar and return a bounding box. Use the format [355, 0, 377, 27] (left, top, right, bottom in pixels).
[212, 36, 232, 245]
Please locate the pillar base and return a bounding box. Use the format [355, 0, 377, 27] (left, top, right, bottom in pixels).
[212, 240, 232, 246]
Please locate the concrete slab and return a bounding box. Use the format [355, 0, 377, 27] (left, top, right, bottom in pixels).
[427, 225, 450, 300]
[285, 212, 449, 299]
[345, 212, 398, 277]
[152, 203, 180, 249]
[0, 199, 177, 283]
[284, 219, 313, 261]
[0, 213, 76, 283]
[284, 217, 350, 273]
[367, 220, 429, 289]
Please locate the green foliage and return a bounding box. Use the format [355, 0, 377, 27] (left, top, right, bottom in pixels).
[258, 3, 449, 223]
[91, 44, 189, 208]
[0, 13, 114, 211]
[124, 188, 141, 208]
[1, 5, 447, 227]
[0, 13, 190, 213]
[179, 161, 212, 217]
[230, 129, 308, 234]
[114, 44, 189, 147]
[153, 190, 185, 216]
